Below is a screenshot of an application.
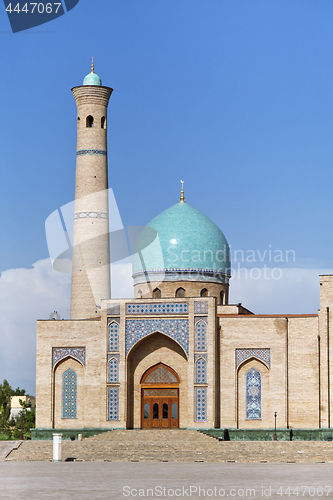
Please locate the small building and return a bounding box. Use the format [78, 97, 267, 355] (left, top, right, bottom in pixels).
[10, 396, 36, 420]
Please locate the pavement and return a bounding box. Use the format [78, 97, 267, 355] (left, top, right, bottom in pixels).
[0, 462, 332, 500]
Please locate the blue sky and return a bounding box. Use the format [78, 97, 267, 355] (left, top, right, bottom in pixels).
[1, 0, 333, 393]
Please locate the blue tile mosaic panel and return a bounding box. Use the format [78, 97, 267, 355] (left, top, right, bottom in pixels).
[62, 368, 77, 419]
[194, 301, 208, 314]
[195, 320, 207, 351]
[108, 387, 119, 421]
[236, 349, 270, 368]
[126, 319, 189, 356]
[126, 302, 188, 315]
[195, 387, 207, 422]
[195, 358, 207, 384]
[109, 321, 120, 351]
[108, 357, 119, 383]
[107, 303, 120, 315]
[53, 347, 85, 368]
[74, 212, 108, 219]
[246, 368, 262, 420]
[77, 149, 107, 156]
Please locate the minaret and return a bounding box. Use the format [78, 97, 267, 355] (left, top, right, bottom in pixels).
[70, 60, 113, 319]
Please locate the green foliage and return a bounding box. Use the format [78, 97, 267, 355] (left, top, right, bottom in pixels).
[13, 399, 35, 439]
[0, 381, 30, 439]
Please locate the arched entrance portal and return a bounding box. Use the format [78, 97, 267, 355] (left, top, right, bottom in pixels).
[141, 363, 179, 429]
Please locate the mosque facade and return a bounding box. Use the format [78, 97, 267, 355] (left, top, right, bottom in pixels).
[35, 68, 333, 434]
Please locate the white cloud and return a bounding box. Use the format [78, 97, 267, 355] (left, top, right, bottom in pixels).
[0, 258, 330, 395]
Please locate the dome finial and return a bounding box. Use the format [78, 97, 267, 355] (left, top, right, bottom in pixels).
[180, 180, 185, 203]
[91, 56, 94, 73]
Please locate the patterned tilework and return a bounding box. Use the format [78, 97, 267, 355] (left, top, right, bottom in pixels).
[194, 301, 208, 314]
[236, 349, 270, 368]
[195, 320, 207, 351]
[76, 149, 107, 156]
[194, 353, 207, 362]
[108, 387, 119, 421]
[246, 368, 262, 420]
[53, 347, 85, 368]
[108, 321, 120, 351]
[108, 357, 119, 383]
[62, 368, 77, 419]
[126, 302, 188, 315]
[126, 319, 189, 356]
[74, 212, 108, 219]
[195, 358, 207, 384]
[195, 387, 207, 422]
[107, 303, 120, 315]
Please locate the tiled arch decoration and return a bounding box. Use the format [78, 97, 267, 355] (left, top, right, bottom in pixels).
[52, 347, 86, 369]
[236, 348, 270, 369]
[125, 319, 189, 356]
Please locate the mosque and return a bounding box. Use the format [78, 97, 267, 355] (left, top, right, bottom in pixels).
[35, 66, 333, 435]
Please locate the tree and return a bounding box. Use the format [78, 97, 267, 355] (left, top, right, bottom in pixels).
[13, 399, 35, 439]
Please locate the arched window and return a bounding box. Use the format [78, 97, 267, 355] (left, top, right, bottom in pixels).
[77, 117, 80, 126]
[137, 289, 143, 298]
[219, 291, 225, 305]
[153, 288, 161, 299]
[86, 115, 94, 127]
[246, 368, 262, 420]
[62, 368, 77, 419]
[108, 321, 119, 351]
[108, 357, 119, 383]
[200, 288, 208, 297]
[101, 116, 106, 129]
[195, 320, 207, 351]
[195, 358, 207, 383]
[175, 287, 185, 298]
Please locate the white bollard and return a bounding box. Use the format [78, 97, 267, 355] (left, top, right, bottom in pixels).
[53, 433, 62, 462]
[78, 433, 82, 441]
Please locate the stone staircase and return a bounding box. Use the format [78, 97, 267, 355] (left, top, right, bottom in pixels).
[5, 429, 333, 462]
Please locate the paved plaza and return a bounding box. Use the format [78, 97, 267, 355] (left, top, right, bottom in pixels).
[1, 462, 332, 500]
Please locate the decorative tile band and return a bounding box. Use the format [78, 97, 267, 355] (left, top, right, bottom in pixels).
[108, 387, 119, 421]
[77, 149, 107, 156]
[107, 303, 120, 315]
[74, 212, 108, 219]
[108, 357, 119, 383]
[195, 358, 207, 384]
[53, 347, 86, 368]
[126, 319, 189, 356]
[194, 301, 208, 314]
[133, 268, 229, 275]
[195, 320, 207, 351]
[195, 316, 207, 324]
[236, 349, 270, 369]
[126, 302, 188, 315]
[246, 368, 262, 420]
[62, 368, 77, 419]
[108, 321, 120, 352]
[107, 353, 120, 362]
[195, 353, 208, 362]
[195, 387, 207, 422]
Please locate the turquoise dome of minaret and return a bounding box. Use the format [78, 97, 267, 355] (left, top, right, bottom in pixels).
[83, 58, 102, 86]
[132, 185, 231, 284]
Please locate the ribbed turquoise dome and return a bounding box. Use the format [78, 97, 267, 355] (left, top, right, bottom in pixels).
[132, 202, 230, 284]
[83, 71, 102, 86]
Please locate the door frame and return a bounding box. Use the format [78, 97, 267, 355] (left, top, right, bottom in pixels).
[140, 363, 180, 429]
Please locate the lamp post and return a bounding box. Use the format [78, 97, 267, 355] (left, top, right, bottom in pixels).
[274, 412, 277, 441]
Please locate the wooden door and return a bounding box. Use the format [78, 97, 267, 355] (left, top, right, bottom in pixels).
[141, 363, 180, 429]
[141, 392, 179, 428]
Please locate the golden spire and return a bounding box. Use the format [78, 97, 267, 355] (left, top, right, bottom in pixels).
[180, 180, 185, 203]
[91, 57, 94, 73]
